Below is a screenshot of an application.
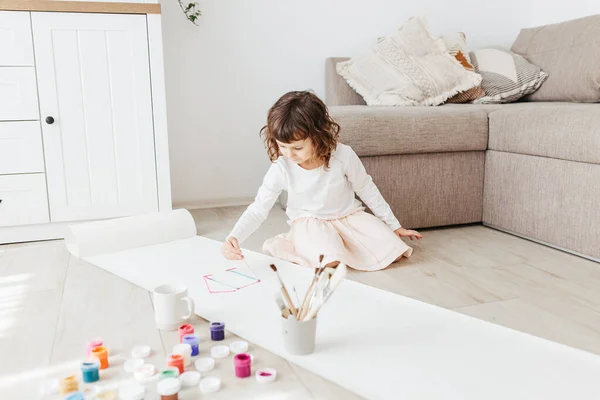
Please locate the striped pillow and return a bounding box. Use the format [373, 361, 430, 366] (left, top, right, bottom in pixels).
[469, 48, 548, 104]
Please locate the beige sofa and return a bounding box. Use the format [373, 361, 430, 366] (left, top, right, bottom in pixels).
[322, 16, 600, 262]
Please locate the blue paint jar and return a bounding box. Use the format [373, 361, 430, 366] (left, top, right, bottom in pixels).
[65, 392, 86, 400]
[182, 334, 200, 356]
[210, 322, 225, 341]
[81, 360, 100, 383]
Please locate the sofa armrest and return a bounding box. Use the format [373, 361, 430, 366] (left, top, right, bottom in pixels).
[325, 57, 366, 106]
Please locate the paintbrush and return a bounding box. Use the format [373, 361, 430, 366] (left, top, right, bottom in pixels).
[303, 262, 346, 322]
[300, 260, 338, 320]
[274, 292, 286, 312]
[270, 264, 298, 317]
[297, 255, 324, 320]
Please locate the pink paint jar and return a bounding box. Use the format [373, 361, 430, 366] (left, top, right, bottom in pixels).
[178, 324, 194, 343]
[86, 338, 103, 357]
[234, 353, 251, 378]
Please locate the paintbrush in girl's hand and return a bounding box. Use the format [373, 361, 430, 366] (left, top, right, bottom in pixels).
[270, 264, 298, 317]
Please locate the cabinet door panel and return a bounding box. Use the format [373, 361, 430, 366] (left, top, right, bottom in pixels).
[31, 12, 158, 222]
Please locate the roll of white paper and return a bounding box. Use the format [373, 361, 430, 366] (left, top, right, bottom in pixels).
[64, 209, 197, 258]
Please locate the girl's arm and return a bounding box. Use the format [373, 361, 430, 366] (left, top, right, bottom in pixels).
[227, 163, 285, 244]
[345, 146, 402, 231]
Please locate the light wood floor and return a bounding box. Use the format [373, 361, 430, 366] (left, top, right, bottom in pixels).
[1, 205, 600, 399]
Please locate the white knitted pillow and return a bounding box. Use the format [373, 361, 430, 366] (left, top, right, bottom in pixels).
[336, 16, 482, 106]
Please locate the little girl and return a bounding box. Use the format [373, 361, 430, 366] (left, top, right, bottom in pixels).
[221, 91, 422, 271]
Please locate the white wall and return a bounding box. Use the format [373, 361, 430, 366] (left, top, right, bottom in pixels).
[158, 0, 597, 208]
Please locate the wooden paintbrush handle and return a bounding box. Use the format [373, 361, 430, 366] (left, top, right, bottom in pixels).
[280, 286, 298, 317]
[298, 279, 317, 319]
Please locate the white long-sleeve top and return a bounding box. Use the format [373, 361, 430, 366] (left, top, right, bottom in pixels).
[228, 143, 402, 244]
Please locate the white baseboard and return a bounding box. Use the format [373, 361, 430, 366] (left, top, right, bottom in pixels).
[173, 196, 256, 210]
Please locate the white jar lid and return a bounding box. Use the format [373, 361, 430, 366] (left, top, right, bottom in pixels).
[130, 345, 151, 359]
[173, 343, 192, 356]
[199, 376, 221, 393]
[157, 377, 181, 396]
[133, 364, 156, 382]
[124, 358, 144, 373]
[118, 383, 146, 400]
[256, 368, 277, 383]
[210, 345, 229, 359]
[195, 357, 215, 372]
[179, 371, 201, 387]
[229, 340, 248, 354]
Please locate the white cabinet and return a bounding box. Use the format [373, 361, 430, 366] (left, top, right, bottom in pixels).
[0, 5, 171, 243]
[32, 12, 159, 222]
[0, 11, 34, 66]
[0, 122, 45, 174]
[0, 68, 40, 121]
[0, 174, 50, 227]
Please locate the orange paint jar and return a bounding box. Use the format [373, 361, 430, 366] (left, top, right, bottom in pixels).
[167, 353, 184, 374]
[91, 346, 109, 369]
[59, 375, 79, 396]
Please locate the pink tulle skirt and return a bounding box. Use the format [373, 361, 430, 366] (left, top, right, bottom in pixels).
[262, 211, 413, 271]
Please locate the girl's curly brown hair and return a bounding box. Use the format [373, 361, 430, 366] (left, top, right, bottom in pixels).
[260, 91, 340, 168]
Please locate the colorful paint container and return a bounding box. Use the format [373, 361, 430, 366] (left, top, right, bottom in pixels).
[159, 367, 180, 379]
[167, 353, 184, 374]
[86, 338, 103, 356]
[81, 360, 100, 383]
[173, 343, 192, 367]
[234, 353, 252, 378]
[59, 375, 79, 396]
[182, 334, 200, 356]
[64, 391, 85, 400]
[209, 322, 225, 341]
[157, 377, 181, 400]
[178, 324, 194, 342]
[91, 346, 109, 369]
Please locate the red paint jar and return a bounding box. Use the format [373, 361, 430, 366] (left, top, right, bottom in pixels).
[167, 353, 184, 374]
[178, 324, 194, 342]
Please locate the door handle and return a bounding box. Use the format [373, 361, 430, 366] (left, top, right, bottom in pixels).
[45, 116, 55, 124]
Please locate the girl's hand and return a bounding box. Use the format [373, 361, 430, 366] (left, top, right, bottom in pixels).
[222, 236, 244, 260]
[394, 228, 423, 241]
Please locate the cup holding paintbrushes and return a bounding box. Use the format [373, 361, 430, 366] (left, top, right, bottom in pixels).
[271, 256, 346, 355]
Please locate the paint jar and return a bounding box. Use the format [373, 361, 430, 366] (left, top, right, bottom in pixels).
[172, 343, 192, 367]
[86, 338, 103, 356]
[167, 353, 184, 374]
[182, 334, 200, 356]
[59, 375, 79, 396]
[209, 322, 225, 341]
[81, 360, 100, 383]
[64, 391, 85, 400]
[233, 353, 252, 378]
[178, 324, 194, 342]
[281, 315, 317, 355]
[156, 377, 181, 400]
[158, 367, 180, 379]
[91, 346, 109, 369]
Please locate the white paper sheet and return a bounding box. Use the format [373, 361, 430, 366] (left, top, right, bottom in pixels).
[73, 232, 600, 400]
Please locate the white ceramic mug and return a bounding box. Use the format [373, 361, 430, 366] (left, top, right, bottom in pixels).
[152, 283, 195, 330]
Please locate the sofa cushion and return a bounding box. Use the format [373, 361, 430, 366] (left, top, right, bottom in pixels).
[488, 103, 600, 164]
[511, 14, 600, 102]
[330, 105, 489, 157]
